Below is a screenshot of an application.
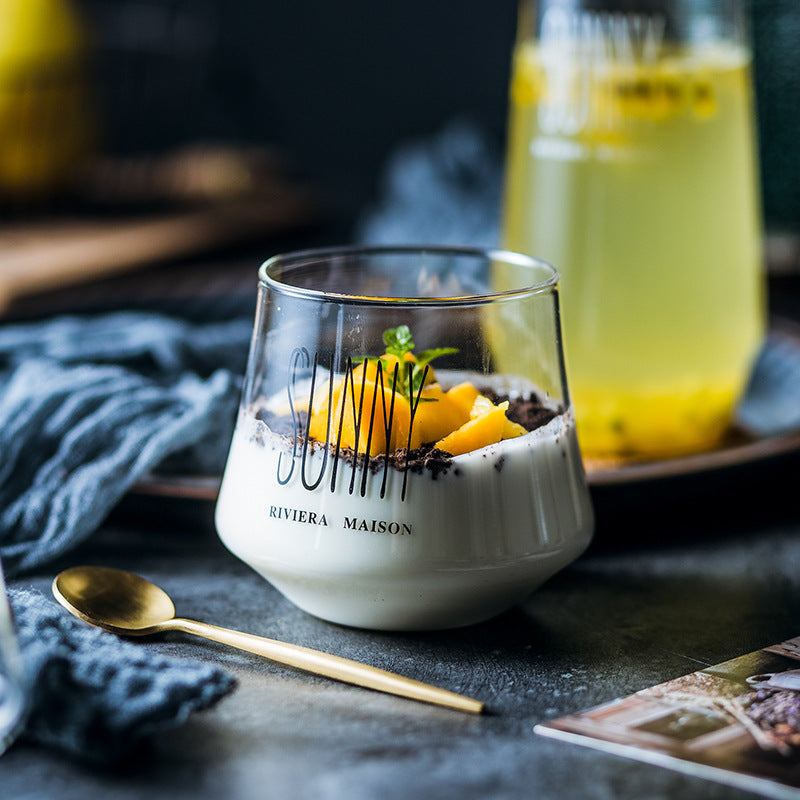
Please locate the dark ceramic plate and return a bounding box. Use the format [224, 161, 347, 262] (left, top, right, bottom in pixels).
[130, 317, 800, 500]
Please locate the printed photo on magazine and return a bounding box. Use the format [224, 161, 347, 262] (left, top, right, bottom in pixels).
[536, 636, 800, 799]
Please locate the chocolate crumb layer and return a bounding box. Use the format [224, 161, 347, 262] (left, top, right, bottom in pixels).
[254, 391, 559, 476]
[394, 447, 453, 479]
[486, 390, 558, 431]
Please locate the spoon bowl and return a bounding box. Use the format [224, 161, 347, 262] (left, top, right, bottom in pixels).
[54, 565, 176, 633]
[52, 565, 484, 714]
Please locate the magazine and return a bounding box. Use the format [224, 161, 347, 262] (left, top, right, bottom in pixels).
[536, 636, 800, 799]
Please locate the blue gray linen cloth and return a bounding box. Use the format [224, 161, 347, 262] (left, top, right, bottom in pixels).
[9, 586, 236, 765]
[0, 311, 249, 763]
[0, 311, 251, 577]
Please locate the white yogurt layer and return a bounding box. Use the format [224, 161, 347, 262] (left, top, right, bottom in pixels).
[216, 398, 593, 630]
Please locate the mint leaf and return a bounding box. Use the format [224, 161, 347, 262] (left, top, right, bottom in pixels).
[410, 363, 430, 396]
[416, 347, 458, 368]
[383, 325, 414, 358]
[378, 326, 458, 400]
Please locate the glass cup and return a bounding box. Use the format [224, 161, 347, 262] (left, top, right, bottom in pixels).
[501, 0, 766, 460]
[215, 245, 594, 630]
[0, 561, 26, 756]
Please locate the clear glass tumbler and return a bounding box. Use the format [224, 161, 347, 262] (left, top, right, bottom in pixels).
[502, 0, 765, 460]
[216, 245, 593, 630]
[0, 561, 26, 756]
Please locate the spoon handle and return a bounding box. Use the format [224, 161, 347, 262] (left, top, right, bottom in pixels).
[168, 617, 484, 714]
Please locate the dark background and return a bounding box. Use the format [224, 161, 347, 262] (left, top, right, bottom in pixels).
[71, 0, 800, 237]
[74, 0, 518, 228]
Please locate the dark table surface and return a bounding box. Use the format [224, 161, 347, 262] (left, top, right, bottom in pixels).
[2, 450, 799, 800]
[2, 254, 800, 800]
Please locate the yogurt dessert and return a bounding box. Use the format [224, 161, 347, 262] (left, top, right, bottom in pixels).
[216, 325, 593, 630]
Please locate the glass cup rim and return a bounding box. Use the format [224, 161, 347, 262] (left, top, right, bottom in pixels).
[259, 244, 559, 306]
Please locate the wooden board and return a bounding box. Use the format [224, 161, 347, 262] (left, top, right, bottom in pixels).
[0, 148, 318, 312]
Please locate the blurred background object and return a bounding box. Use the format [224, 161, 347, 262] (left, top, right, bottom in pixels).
[499, 0, 765, 461]
[0, 0, 95, 205]
[73, 0, 796, 237]
[0, 0, 797, 315]
[750, 0, 800, 274]
[75, 0, 520, 224]
[751, 1, 800, 236]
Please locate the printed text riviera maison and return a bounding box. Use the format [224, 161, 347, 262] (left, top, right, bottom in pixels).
[269, 505, 413, 535]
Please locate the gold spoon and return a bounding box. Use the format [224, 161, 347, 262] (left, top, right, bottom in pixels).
[52, 566, 484, 715]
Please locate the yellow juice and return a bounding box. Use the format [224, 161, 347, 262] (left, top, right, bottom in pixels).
[502, 38, 765, 459]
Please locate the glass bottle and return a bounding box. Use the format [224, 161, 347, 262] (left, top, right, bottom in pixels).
[501, 0, 765, 459]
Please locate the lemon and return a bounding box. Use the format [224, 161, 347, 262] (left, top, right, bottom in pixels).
[0, 0, 95, 201]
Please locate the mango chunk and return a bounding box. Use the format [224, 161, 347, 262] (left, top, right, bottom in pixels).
[306, 376, 341, 443]
[349, 380, 405, 455]
[309, 373, 414, 455]
[413, 384, 470, 444]
[469, 394, 497, 419]
[503, 419, 528, 439]
[357, 352, 418, 384]
[446, 382, 480, 416]
[435, 403, 509, 456]
[355, 352, 439, 389]
[341, 377, 414, 455]
[468, 394, 527, 439]
[309, 368, 529, 457]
